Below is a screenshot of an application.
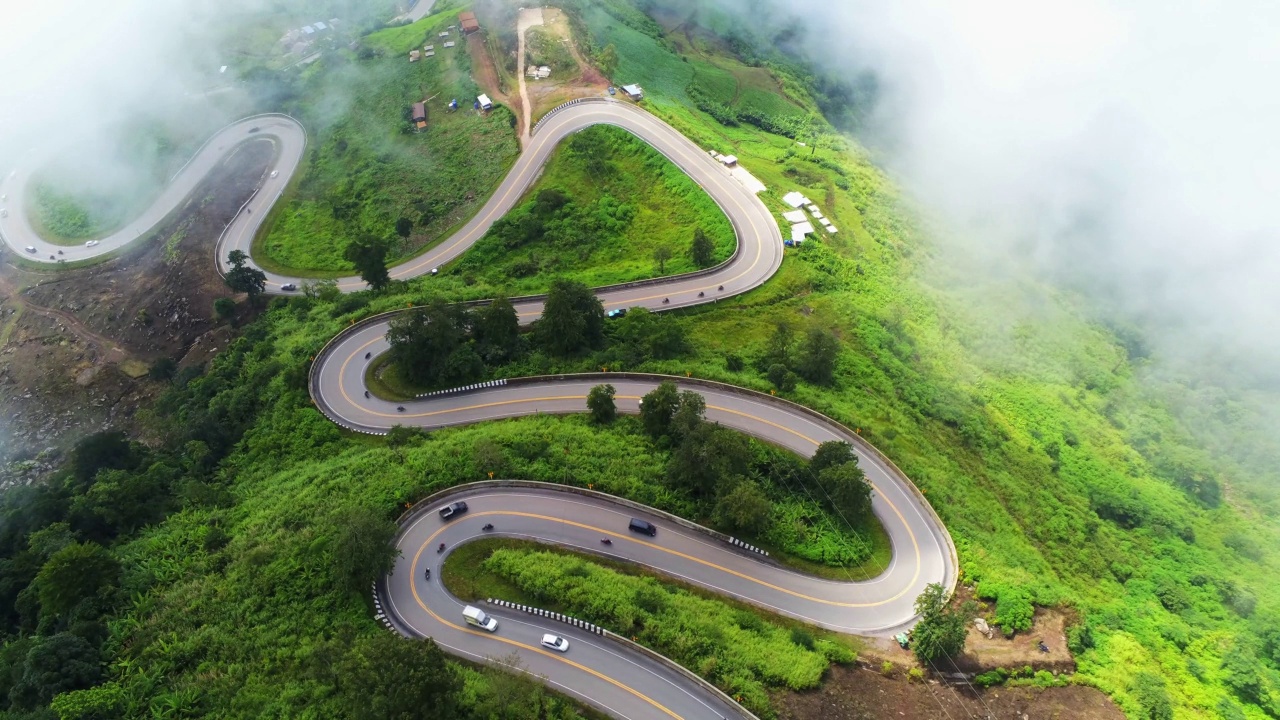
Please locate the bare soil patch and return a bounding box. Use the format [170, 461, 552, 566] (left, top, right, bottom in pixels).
[0, 139, 272, 466]
[774, 662, 1125, 720]
[522, 9, 609, 123]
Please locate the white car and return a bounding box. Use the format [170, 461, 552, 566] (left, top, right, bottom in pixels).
[24, 246, 36, 253]
[85, 240, 99, 247]
[540, 634, 569, 653]
[270, 170, 279, 178]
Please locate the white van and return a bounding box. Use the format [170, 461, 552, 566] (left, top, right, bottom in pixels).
[463, 605, 497, 632]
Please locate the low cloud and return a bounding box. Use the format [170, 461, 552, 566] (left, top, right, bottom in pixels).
[724, 0, 1280, 384]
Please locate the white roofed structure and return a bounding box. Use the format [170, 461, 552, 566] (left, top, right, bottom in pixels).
[782, 210, 807, 224]
[782, 191, 809, 208]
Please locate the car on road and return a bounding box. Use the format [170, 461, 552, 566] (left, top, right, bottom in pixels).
[463, 605, 498, 632]
[439, 501, 468, 520]
[541, 634, 570, 652]
[248, 126, 260, 134]
[606, 308, 627, 319]
[628, 518, 657, 536]
[24, 246, 36, 254]
[280, 283, 297, 291]
[270, 170, 279, 178]
[430, 267, 439, 275]
[85, 240, 99, 247]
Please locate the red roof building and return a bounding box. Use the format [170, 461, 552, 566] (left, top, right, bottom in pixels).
[459, 11, 480, 34]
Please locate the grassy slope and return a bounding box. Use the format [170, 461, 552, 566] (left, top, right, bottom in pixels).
[255, 9, 521, 275]
[444, 123, 736, 299]
[37, 3, 1280, 719]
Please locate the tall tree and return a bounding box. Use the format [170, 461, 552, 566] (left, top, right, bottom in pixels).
[818, 461, 873, 525]
[534, 279, 604, 356]
[597, 43, 619, 79]
[473, 296, 521, 363]
[7, 633, 101, 710]
[337, 634, 461, 720]
[224, 250, 267, 303]
[639, 381, 681, 440]
[810, 441, 857, 476]
[764, 321, 794, 368]
[669, 390, 706, 441]
[911, 583, 971, 664]
[691, 228, 715, 268]
[331, 507, 400, 594]
[795, 327, 839, 385]
[34, 542, 119, 620]
[586, 384, 617, 424]
[667, 424, 751, 499]
[386, 300, 470, 386]
[653, 246, 673, 274]
[715, 479, 773, 535]
[345, 236, 392, 291]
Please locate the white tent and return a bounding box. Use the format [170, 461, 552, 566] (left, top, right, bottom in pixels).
[782, 191, 809, 208]
[782, 210, 807, 223]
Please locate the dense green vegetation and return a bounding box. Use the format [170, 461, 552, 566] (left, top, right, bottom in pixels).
[26, 186, 127, 244]
[449, 124, 735, 294]
[4, 1, 1280, 719]
[255, 9, 521, 275]
[472, 544, 857, 717]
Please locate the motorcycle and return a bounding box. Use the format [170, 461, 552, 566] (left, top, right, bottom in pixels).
[365, 352, 371, 359]
[482, 523, 494, 531]
[397, 406, 406, 412]
[662, 298, 670, 304]
[600, 538, 612, 546]
[437, 543, 446, 554]
[424, 567, 431, 580]
[718, 285, 724, 291]
[364, 390, 370, 398]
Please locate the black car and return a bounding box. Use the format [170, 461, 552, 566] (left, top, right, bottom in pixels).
[628, 518, 656, 536]
[439, 501, 468, 520]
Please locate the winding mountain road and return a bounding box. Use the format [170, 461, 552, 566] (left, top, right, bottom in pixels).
[1, 96, 956, 720]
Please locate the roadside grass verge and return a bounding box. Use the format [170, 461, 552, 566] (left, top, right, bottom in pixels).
[444, 538, 859, 717]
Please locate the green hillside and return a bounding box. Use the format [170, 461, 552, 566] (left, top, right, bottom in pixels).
[1, 1, 1278, 719]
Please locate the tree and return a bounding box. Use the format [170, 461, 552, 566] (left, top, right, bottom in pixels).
[767, 363, 796, 392]
[7, 633, 101, 710]
[597, 43, 619, 79]
[764, 321, 794, 368]
[715, 479, 772, 535]
[473, 297, 521, 364]
[336, 634, 461, 720]
[34, 542, 119, 620]
[910, 583, 970, 664]
[795, 327, 839, 385]
[70, 431, 138, 487]
[669, 390, 706, 441]
[344, 235, 392, 291]
[394, 217, 413, 238]
[818, 461, 873, 525]
[810, 441, 857, 476]
[386, 300, 471, 387]
[534, 279, 605, 356]
[1131, 672, 1174, 720]
[639, 382, 681, 440]
[609, 308, 689, 365]
[653, 246, 673, 274]
[224, 250, 267, 303]
[331, 507, 400, 595]
[691, 228, 715, 268]
[148, 357, 177, 381]
[213, 297, 235, 321]
[667, 424, 751, 499]
[385, 425, 424, 461]
[587, 384, 617, 424]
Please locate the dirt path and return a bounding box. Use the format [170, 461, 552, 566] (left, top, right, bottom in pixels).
[0, 273, 129, 364]
[516, 7, 545, 146]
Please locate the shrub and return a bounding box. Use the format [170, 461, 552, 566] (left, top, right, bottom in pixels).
[974, 668, 1008, 688]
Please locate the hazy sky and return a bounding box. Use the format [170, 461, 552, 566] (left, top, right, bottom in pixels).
[745, 0, 1280, 379]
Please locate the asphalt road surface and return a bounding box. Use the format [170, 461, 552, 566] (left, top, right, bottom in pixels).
[2, 94, 955, 719]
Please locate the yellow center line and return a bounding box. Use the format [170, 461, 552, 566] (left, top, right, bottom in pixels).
[333, 374, 926, 604]
[410, 525, 684, 720]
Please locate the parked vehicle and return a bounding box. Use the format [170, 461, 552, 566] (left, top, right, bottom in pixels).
[895, 632, 910, 649]
[463, 605, 497, 631]
[628, 518, 657, 537]
[439, 501, 468, 520]
[541, 634, 569, 652]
